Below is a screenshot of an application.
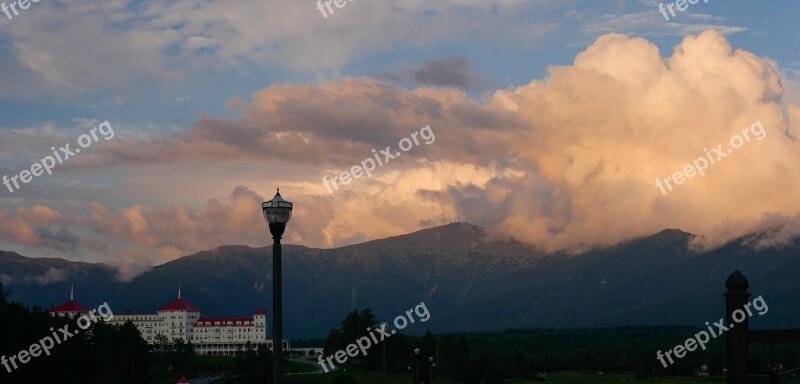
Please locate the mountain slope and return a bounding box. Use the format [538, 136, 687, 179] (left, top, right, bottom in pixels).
[2, 223, 799, 337]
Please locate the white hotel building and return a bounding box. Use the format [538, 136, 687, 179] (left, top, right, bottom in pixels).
[52, 286, 289, 356]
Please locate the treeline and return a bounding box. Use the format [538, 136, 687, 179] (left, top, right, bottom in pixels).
[0, 283, 247, 383]
[454, 327, 723, 378]
[232, 342, 273, 382]
[322, 309, 505, 383]
[453, 327, 800, 377]
[322, 309, 800, 382]
[0, 282, 149, 383]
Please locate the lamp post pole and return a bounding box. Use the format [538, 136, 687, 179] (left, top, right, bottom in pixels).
[271, 221, 284, 384]
[429, 357, 434, 383]
[381, 322, 388, 384]
[414, 348, 421, 384]
[262, 189, 293, 384]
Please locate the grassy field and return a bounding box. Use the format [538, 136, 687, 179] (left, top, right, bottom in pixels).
[146, 355, 235, 383]
[283, 366, 461, 384]
[286, 360, 319, 373]
[282, 369, 727, 384]
[504, 371, 727, 384]
[154, 366, 729, 384]
[146, 356, 314, 383]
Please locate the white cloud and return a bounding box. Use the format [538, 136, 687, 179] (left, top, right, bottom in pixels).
[0, 0, 561, 98]
[33, 267, 69, 284]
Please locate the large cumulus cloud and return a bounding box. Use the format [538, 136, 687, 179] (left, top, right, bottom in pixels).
[487, 30, 793, 252]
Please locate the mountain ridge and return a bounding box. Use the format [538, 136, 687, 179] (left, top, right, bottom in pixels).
[2, 223, 799, 338]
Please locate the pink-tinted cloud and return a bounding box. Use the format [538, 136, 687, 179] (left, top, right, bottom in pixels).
[84, 186, 267, 260]
[0, 205, 66, 248]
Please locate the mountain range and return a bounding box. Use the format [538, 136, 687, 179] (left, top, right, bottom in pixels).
[2, 222, 799, 338]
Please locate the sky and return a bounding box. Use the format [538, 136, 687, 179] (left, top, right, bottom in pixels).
[0, 0, 799, 280]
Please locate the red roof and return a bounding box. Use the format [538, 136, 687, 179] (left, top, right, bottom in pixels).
[177, 377, 190, 383]
[51, 300, 90, 313]
[254, 309, 266, 315]
[157, 298, 200, 312]
[194, 317, 255, 327]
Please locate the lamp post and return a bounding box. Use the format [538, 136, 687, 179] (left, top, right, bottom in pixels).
[429, 356, 434, 383]
[380, 322, 389, 384]
[262, 189, 293, 384]
[414, 348, 421, 384]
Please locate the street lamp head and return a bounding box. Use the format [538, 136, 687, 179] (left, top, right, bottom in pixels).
[429, 357, 434, 362]
[414, 348, 420, 355]
[263, 188, 293, 240]
[262, 188, 293, 224]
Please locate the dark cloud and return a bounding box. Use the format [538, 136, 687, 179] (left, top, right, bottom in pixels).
[34, 227, 81, 253]
[408, 57, 481, 89]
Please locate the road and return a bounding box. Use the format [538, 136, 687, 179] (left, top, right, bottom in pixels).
[190, 376, 223, 384]
[290, 356, 330, 374]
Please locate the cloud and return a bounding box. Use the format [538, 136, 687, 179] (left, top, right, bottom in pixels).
[33, 267, 70, 284]
[408, 57, 483, 89]
[0, 0, 558, 98]
[0, 206, 67, 249]
[185, 36, 219, 51]
[34, 227, 81, 253]
[581, 9, 746, 38]
[75, 78, 523, 169]
[481, 29, 791, 252]
[82, 186, 268, 262]
[1, 29, 799, 272]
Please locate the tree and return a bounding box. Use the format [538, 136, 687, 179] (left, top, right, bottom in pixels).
[422, 331, 437, 359]
[0, 281, 8, 304]
[324, 329, 346, 356]
[457, 335, 470, 356]
[171, 337, 195, 372]
[325, 308, 379, 369]
[153, 333, 172, 354]
[340, 309, 362, 344]
[0, 303, 150, 383]
[357, 309, 377, 335]
[91, 321, 150, 382]
[234, 342, 272, 382]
